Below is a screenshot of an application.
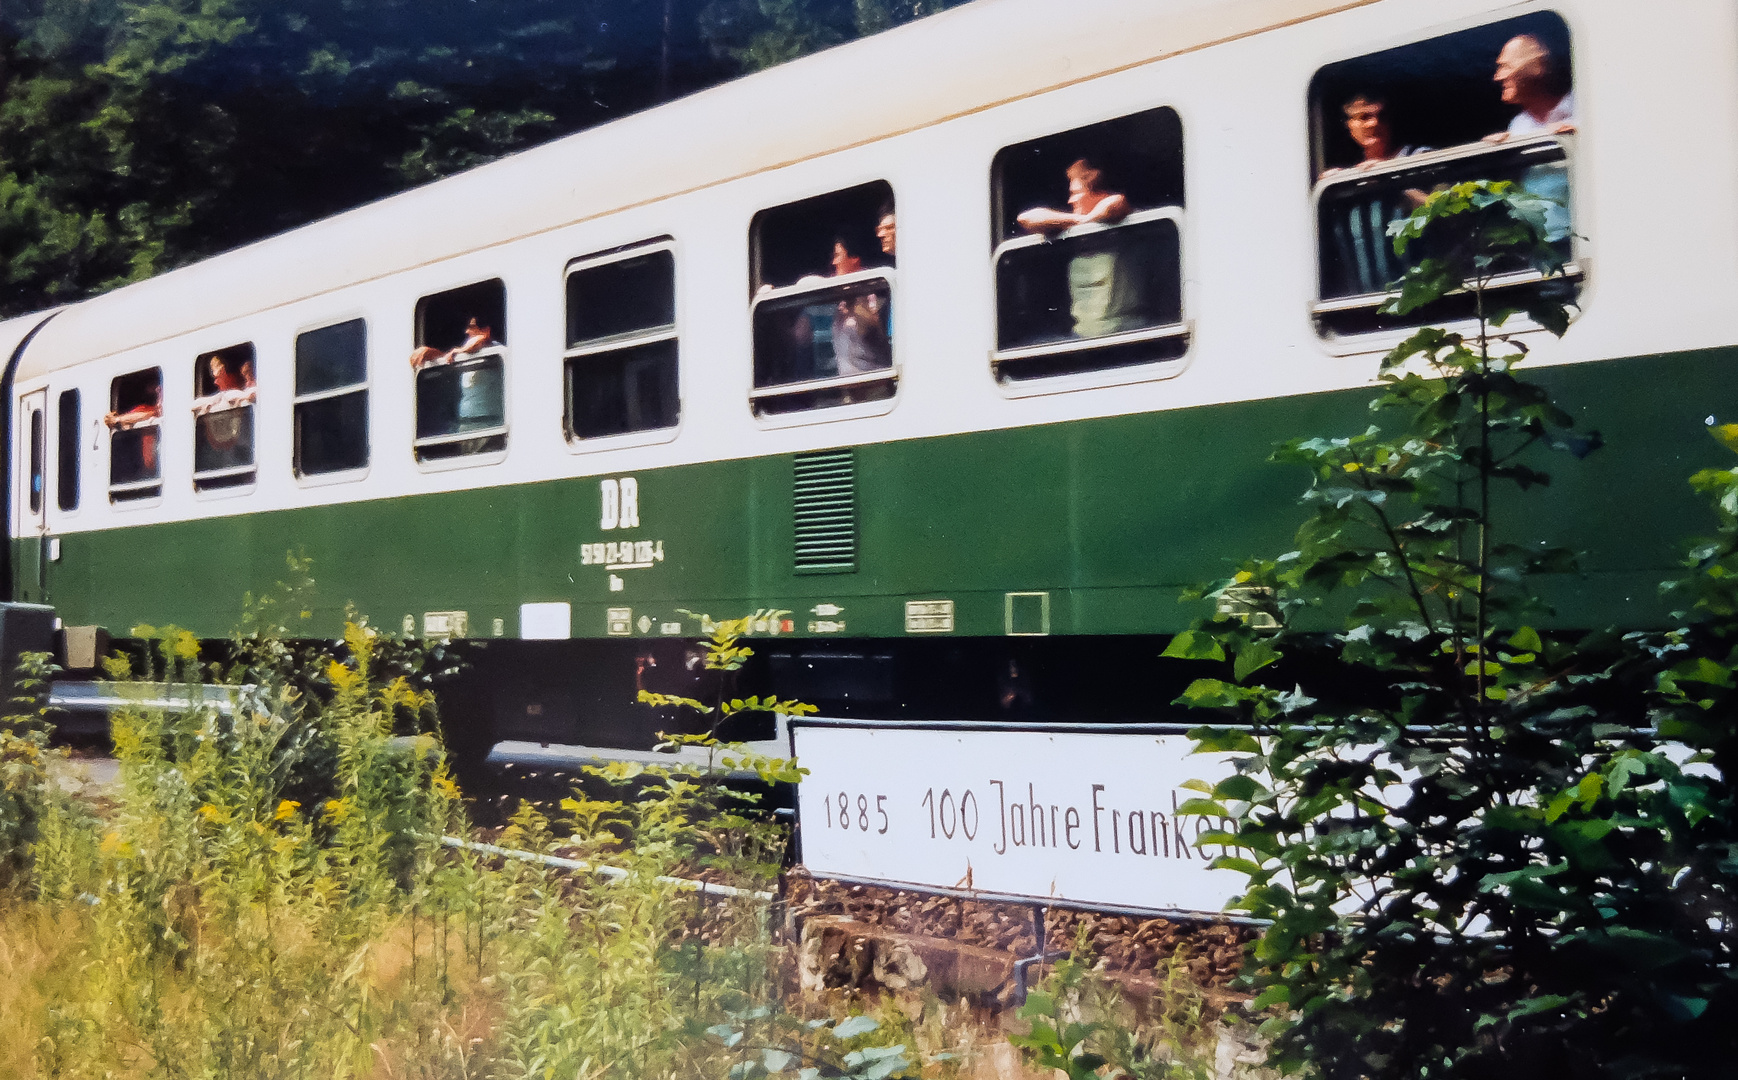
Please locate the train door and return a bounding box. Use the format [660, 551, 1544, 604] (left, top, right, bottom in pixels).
[15, 389, 47, 603]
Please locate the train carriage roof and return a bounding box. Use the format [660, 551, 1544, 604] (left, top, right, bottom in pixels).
[15, 0, 1344, 381]
[3, 313, 56, 374]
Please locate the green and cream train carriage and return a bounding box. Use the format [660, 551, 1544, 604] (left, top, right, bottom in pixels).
[4, 0, 1735, 756]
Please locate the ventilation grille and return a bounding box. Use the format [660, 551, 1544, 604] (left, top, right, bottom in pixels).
[793, 448, 857, 574]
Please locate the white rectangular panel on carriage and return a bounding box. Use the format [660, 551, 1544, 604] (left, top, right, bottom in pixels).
[791, 722, 1245, 916]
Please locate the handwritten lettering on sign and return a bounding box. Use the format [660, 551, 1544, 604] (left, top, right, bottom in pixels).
[792, 723, 1244, 915]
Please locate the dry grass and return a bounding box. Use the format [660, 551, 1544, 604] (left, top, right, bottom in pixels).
[0, 895, 508, 1080]
[0, 902, 86, 1078]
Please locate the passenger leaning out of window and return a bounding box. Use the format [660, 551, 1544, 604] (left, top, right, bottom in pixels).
[1322, 92, 1431, 176]
[104, 384, 163, 471]
[104, 385, 161, 430]
[1484, 34, 1574, 243]
[409, 317, 497, 369]
[827, 235, 891, 377]
[875, 205, 896, 258]
[193, 352, 257, 416]
[1485, 34, 1574, 143]
[1017, 158, 1146, 340]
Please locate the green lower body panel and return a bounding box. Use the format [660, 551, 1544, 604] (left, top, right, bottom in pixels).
[20, 346, 1738, 641]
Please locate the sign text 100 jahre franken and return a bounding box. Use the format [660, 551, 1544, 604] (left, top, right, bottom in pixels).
[792, 725, 1244, 914]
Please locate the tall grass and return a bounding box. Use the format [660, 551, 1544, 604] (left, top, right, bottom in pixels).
[0, 589, 1231, 1079]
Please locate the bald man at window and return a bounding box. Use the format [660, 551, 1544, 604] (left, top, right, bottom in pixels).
[1485, 34, 1575, 144]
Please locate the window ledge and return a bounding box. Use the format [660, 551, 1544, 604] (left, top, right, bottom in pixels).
[415, 449, 508, 473]
[1311, 132, 1572, 198]
[107, 494, 162, 510]
[566, 422, 682, 456]
[750, 386, 899, 428]
[992, 205, 1184, 260]
[992, 348, 1192, 399]
[295, 466, 370, 488]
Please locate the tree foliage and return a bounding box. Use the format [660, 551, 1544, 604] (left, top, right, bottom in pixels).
[1173, 183, 1738, 1077]
[0, 0, 971, 316]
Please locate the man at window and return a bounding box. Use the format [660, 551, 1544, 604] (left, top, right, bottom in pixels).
[1485, 34, 1574, 143]
[819, 235, 890, 377]
[1321, 93, 1431, 296]
[1016, 158, 1145, 339]
[410, 317, 497, 369]
[193, 352, 256, 416]
[1483, 34, 1574, 243]
[104, 386, 161, 430]
[1324, 92, 1430, 174]
[105, 384, 162, 473]
[875, 206, 896, 258]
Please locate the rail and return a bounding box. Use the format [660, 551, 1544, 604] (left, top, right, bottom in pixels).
[440, 835, 774, 901]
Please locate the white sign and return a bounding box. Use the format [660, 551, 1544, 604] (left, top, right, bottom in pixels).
[792, 722, 1245, 915]
[520, 602, 572, 640]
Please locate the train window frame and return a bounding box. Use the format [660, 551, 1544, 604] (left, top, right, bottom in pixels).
[1306, 11, 1583, 352]
[27, 404, 43, 516]
[411, 279, 509, 469]
[988, 105, 1192, 397]
[106, 367, 163, 505]
[56, 388, 79, 514]
[293, 316, 371, 485]
[191, 342, 257, 496]
[748, 181, 899, 423]
[563, 238, 683, 452]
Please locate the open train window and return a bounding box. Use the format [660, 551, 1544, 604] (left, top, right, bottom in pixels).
[565, 242, 679, 442]
[106, 368, 162, 503]
[56, 389, 78, 512]
[294, 319, 368, 478]
[750, 181, 895, 416]
[991, 107, 1187, 383]
[1309, 12, 1579, 339]
[412, 279, 507, 463]
[192, 343, 256, 492]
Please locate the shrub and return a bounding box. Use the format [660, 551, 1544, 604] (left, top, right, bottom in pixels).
[1175, 183, 1737, 1077]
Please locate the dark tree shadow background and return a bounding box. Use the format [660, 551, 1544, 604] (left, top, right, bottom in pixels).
[0, 0, 972, 316]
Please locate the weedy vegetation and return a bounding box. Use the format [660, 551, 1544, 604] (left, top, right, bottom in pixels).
[0, 588, 1226, 1080]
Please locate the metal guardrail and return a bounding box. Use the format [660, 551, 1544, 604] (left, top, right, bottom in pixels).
[49, 680, 242, 716]
[441, 836, 774, 901]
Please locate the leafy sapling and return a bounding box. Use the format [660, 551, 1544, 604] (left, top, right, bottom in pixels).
[1163, 182, 1738, 1078]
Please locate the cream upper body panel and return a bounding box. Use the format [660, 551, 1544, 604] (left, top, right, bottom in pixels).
[13, 0, 1359, 381]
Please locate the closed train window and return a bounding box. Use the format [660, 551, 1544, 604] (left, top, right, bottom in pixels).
[750, 181, 896, 416]
[192, 343, 257, 492]
[1309, 12, 1578, 338]
[56, 389, 78, 512]
[106, 367, 162, 502]
[991, 107, 1187, 382]
[565, 243, 679, 441]
[27, 406, 43, 515]
[294, 319, 369, 478]
[412, 279, 507, 463]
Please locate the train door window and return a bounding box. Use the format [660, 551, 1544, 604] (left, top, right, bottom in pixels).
[294, 318, 369, 478]
[27, 406, 43, 515]
[750, 181, 896, 415]
[565, 243, 679, 441]
[412, 279, 507, 463]
[106, 368, 162, 502]
[991, 107, 1187, 382]
[56, 389, 78, 511]
[192, 343, 257, 492]
[1309, 12, 1579, 338]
